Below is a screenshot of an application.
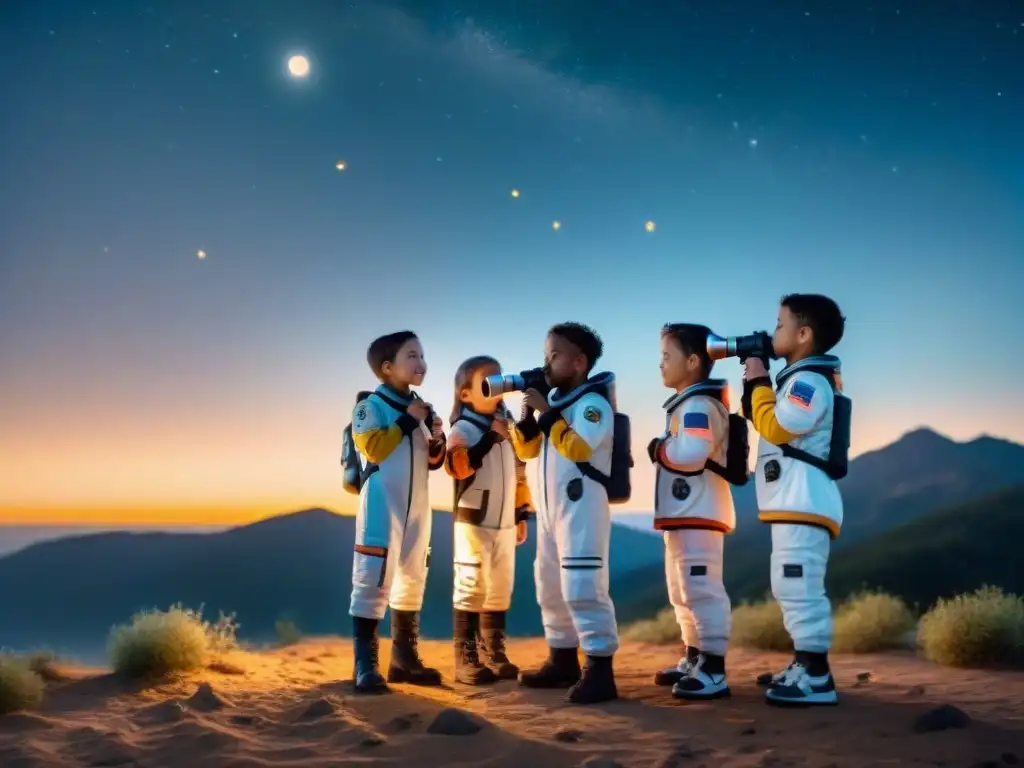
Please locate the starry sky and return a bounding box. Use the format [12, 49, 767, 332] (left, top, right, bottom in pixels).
[2, 1, 1022, 524]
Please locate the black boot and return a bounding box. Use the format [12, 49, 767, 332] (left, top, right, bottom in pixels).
[352, 616, 389, 694]
[453, 610, 498, 685]
[567, 654, 618, 705]
[480, 610, 519, 680]
[519, 646, 581, 689]
[387, 609, 442, 686]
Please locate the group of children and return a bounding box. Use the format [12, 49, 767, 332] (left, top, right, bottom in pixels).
[341, 293, 849, 709]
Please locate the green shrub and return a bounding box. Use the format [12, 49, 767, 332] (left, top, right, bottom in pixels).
[917, 586, 1024, 669]
[108, 604, 239, 678]
[832, 591, 916, 653]
[0, 654, 45, 715]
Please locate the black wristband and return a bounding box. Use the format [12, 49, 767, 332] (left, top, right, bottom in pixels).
[537, 408, 562, 436]
[515, 414, 540, 442]
[396, 413, 420, 435]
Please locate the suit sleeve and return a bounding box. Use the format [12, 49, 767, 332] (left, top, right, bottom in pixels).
[514, 458, 535, 522]
[445, 421, 489, 479]
[657, 399, 715, 472]
[352, 398, 416, 464]
[750, 371, 828, 445]
[537, 393, 613, 462]
[511, 414, 541, 460]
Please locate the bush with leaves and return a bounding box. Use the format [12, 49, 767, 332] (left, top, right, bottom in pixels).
[917, 586, 1024, 669]
[0, 653, 45, 716]
[108, 604, 239, 678]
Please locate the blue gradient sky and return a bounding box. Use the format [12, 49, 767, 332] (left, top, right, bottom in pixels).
[1, 1, 1022, 522]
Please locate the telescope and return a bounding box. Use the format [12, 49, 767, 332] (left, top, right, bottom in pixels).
[481, 367, 548, 398]
[706, 331, 777, 365]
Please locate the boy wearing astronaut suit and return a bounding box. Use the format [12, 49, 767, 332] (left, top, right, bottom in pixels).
[648, 323, 736, 700]
[348, 330, 447, 694]
[743, 294, 847, 707]
[510, 322, 620, 705]
[445, 354, 534, 686]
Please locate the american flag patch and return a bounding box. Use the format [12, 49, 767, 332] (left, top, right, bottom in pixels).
[787, 380, 816, 410]
[682, 411, 713, 441]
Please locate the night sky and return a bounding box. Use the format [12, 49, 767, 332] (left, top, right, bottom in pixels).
[2, 1, 1021, 522]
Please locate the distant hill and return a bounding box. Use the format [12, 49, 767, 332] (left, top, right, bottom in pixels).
[825, 484, 1024, 609]
[0, 509, 662, 658]
[614, 428, 1024, 622]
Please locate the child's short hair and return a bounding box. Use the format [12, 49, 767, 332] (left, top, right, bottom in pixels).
[781, 294, 845, 354]
[661, 323, 714, 378]
[548, 322, 603, 373]
[367, 330, 419, 380]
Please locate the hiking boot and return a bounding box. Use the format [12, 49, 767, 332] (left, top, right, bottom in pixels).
[352, 616, 389, 694]
[480, 610, 519, 680]
[453, 609, 498, 685]
[566, 654, 618, 705]
[387, 609, 442, 686]
[519, 646, 581, 689]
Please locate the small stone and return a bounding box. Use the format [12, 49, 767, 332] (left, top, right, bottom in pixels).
[298, 697, 336, 720]
[741, 727, 757, 735]
[912, 704, 971, 733]
[186, 682, 231, 711]
[555, 728, 583, 742]
[856, 671, 873, 682]
[387, 714, 420, 732]
[207, 660, 245, 675]
[426, 708, 483, 736]
[360, 736, 385, 748]
[906, 684, 926, 696]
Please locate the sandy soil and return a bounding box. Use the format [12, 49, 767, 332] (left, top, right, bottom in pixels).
[2, 638, 1021, 768]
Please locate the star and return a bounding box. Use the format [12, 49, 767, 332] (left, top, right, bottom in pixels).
[552, 220, 561, 231]
[645, 220, 656, 233]
[335, 161, 347, 171]
[510, 189, 520, 198]
[287, 55, 310, 78]
[749, 138, 758, 148]
[197, 249, 207, 260]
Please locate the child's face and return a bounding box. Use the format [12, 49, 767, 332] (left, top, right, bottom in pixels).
[544, 333, 585, 389]
[772, 305, 811, 359]
[660, 334, 700, 390]
[460, 363, 502, 414]
[382, 338, 426, 388]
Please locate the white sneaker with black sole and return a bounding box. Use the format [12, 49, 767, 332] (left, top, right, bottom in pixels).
[671, 654, 730, 700]
[654, 656, 694, 687]
[764, 662, 838, 707]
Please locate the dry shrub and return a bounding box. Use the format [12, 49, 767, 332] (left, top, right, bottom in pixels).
[108, 604, 239, 679]
[917, 586, 1024, 669]
[0, 653, 45, 716]
[832, 591, 916, 653]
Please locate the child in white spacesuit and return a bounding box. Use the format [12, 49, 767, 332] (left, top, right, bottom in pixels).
[742, 294, 849, 707]
[649, 323, 739, 701]
[511, 322, 621, 705]
[347, 330, 447, 694]
[445, 355, 533, 685]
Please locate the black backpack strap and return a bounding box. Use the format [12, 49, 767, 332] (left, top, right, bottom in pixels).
[778, 367, 840, 475]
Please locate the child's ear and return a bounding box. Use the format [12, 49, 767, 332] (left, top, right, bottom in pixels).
[459, 389, 472, 404]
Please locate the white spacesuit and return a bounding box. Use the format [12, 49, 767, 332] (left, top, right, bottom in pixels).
[747, 355, 846, 706]
[511, 372, 620, 705]
[650, 379, 736, 699]
[349, 384, 445, 691]
[446, 405, 532, 684]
